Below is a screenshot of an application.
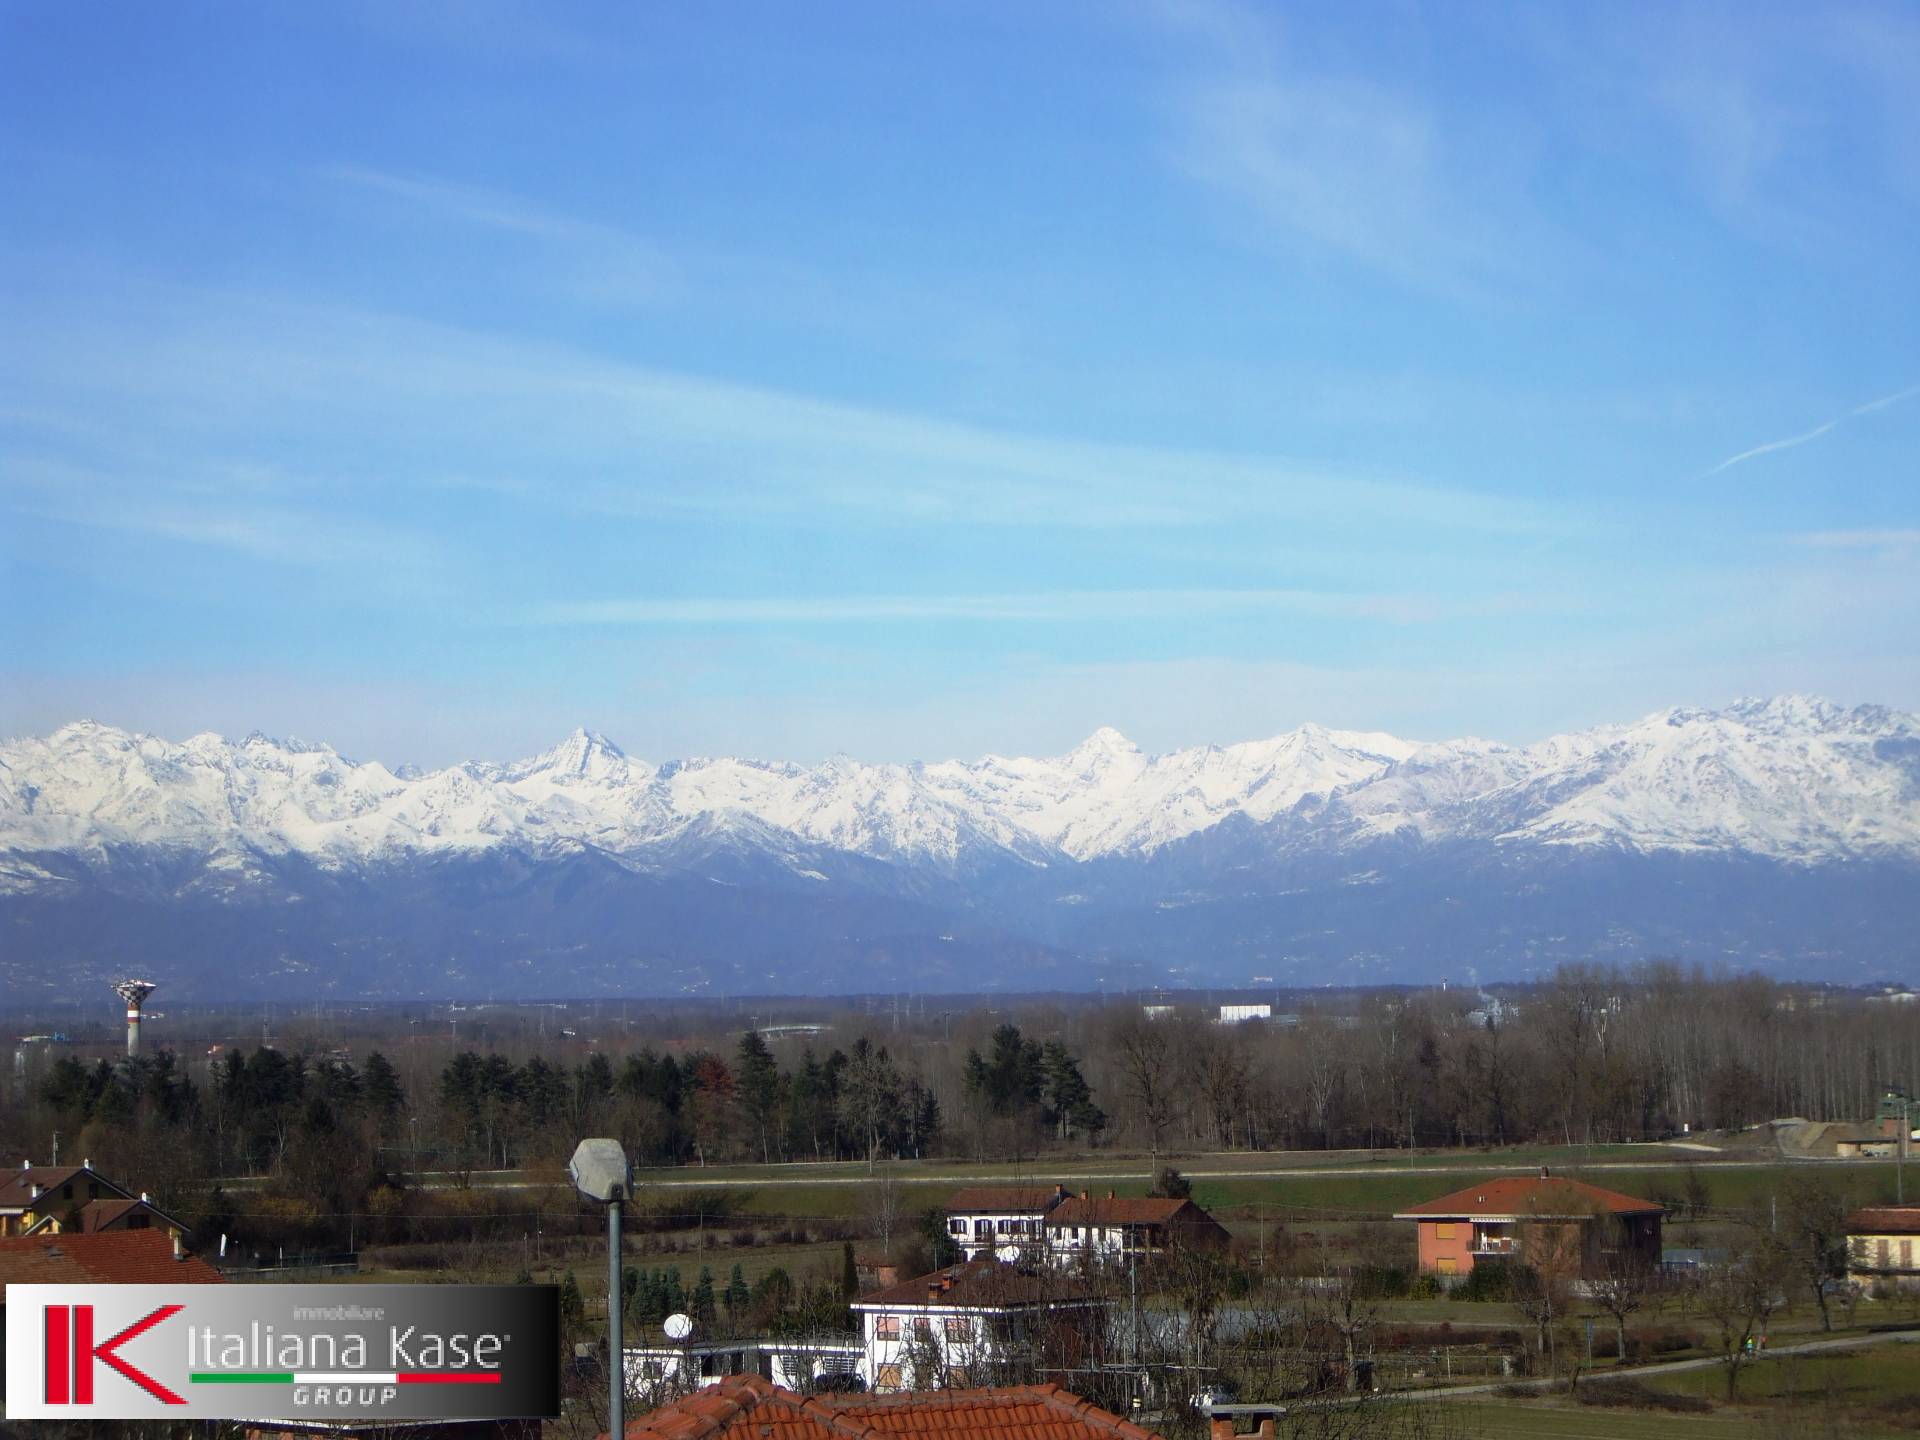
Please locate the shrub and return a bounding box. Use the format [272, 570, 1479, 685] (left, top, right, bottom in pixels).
[1577, 1380, 1712, 1414]
[1454, 1263, 1515, 1302]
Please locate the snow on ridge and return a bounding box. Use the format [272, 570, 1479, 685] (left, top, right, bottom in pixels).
[2, 699, 1918, 874]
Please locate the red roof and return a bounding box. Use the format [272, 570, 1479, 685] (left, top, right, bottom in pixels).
[1393, 1175, 1663, 1220]
[604, 1375, 1162, 1440]
[1847, 1207, 1920, 1236]
[943, 1186, 1067, 1214]
[853, 1258, 1096, 1310]
[0, 1230, 225, 1299]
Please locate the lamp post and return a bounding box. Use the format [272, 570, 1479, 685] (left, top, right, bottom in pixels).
[571, 1138, 632, 1440]
[1891, 1089, 1913, 1205]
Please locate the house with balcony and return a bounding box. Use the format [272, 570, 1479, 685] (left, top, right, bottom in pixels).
[849, 1259, 1103, 1392]
[1393, 1170, 1663, 1281]
[1042, 1192, 1231, 1269]
[1846, 1206, 1920, 1290]
[943, 1186, 1071, 1260]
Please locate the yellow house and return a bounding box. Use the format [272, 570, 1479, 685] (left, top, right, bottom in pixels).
[1845, 1206, 1920, 1290]
[0, 1162, 187, 1241]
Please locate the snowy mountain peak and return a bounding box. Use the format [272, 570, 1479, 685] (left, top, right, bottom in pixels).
[1066, 726, 1141, 760]
[507, 727, 635, 784]
[1, 697, 1916, 879]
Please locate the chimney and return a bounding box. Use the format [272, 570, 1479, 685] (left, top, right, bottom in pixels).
[1107, 1190, 1115, 1201]
[172, 1231, 184, 1260]
[29, 1183, 41, 1199]
[1540, 1166, 1550, 1179]
[1081, 1190, 1090, 1201]
[140, 1192, 150, 1203]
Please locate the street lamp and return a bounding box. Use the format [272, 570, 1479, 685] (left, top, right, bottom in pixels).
[1888, 1089, 1913, 1205]
[571, 1138, 632, 1440]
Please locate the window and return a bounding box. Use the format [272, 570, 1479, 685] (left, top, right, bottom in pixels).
[875, 1316, 900, 1339]
[1903, 1240, 1913, 1268]
[876, 1364, 901, 1391]
[1437, 1257, 1457, 1275]
[950, 1219, 967, 1235]
[912, 1318, 934, 1339]
[1435, 1224, 1455, 1240]
[944, 1318, 971, 1339]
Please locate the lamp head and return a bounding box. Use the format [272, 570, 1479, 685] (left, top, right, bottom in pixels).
[568, 1138, 631, 1203]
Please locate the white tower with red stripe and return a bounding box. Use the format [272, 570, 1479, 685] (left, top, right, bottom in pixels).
[112, 979, 156, 1057]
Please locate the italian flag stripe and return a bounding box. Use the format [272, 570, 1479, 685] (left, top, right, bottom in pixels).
[190, 1372, 501, 1385]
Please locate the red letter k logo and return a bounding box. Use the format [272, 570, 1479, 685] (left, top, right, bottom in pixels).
[45, 1304, 186, 1406]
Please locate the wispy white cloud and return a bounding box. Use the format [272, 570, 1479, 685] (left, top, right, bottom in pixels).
[531, 588, 1564, 627]
[1154, 0, 1563, 296]
[1701, 381, 1920, 477]
[4, 453, 442, 575]
[319, 164, 673, 306]
[0, 282, 1567, 541]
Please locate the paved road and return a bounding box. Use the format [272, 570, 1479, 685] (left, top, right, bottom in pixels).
[204, 1145, 1852, 1194]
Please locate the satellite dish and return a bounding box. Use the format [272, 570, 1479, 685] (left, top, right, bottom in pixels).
[995, 1244, 1023, 1263]
[663, 1313, 694, 1341]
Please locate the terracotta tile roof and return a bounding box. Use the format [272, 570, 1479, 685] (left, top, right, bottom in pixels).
[1393, 1174, 1663, 1220]
[943, 1186, 1068, 1214]
[605, 1375, 1164, 1440]
[1847, 1207, 1920, 1236]
[853, 1259, 1096, 1310]
[0, 1230, 225, 1299]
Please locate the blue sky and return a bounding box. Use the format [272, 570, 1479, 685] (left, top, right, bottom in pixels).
[3, 0, 1917, 767]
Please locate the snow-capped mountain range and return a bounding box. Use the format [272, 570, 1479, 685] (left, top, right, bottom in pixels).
[3, 697, 1917, 1000]
[3, 696, 1916, 876]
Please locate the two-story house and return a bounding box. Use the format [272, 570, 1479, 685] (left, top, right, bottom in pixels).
[1393, 1171, 1663, 1281]
[849, 1259, 1102, 1392]
[1846, 1206, 1920, 1290]
[0, 1162, 185, 1241]
[1042, 1193, 1231, 1268]
[943, 1186, 1071, 1260]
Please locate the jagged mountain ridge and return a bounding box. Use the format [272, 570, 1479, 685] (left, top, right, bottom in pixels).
[2, 696, 1916, 881]
[4, 696, 1917, 999]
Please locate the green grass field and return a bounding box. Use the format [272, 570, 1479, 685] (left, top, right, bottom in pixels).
[1639, 1343, 1920, 1404]
[652, 1160, 1901, 1231]
[1446, 1400, 1764, 1438]
[1444, 1341, 1920, 1440]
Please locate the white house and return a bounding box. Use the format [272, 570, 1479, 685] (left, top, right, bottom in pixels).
[622, 1337, 863, 1405]
[1043, 1193, 1233, 1268]
[849, 1259, 1102, 1392]
[1217, 1004, 1271, 1025]
[943, 1185, 1071, 1260]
